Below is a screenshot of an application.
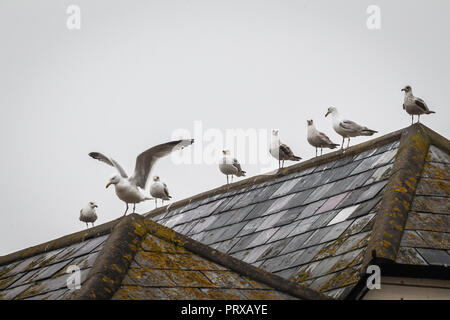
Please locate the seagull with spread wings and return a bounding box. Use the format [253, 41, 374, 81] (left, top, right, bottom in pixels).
[401, 85, 435, 124]
[89, 139, 194, 215]
[325, 107, 377, 149]
[219, 150, 246, 184]
[270, 130, 302, 169]
[306, 119, 339, 156]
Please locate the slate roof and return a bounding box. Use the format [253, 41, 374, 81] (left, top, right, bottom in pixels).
[0, 215, 325, 300]
[149, 124, 450, 299]
[1, 124, 448, 300]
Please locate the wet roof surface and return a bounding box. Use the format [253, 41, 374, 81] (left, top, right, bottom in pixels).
[152, 140, 401, 298]
[0, 235, 107, 300]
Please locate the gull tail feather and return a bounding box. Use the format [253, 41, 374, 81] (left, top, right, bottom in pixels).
[291, 155, 302, 161]
[426, 110, 436, 114]
[361, 128, 377, 136]
[329, 143, 340, 149]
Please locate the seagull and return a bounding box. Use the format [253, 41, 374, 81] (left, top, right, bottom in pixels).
[89, 139, 194, 215]
[325, 107, 377, 149]
[80, 201, 98, 228]
[150, 176, 171, 208]
[401, 85, 435, 124]
[270, 130, 301, 168]
[306, 119, 339, 156]
[219, 150, 246, 184]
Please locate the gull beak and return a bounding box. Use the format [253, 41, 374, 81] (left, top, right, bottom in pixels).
[94, 204, 98, 208]
[325, 111, 330, 117]
[106, 182, 112, 189]
[401, 88, 406, 92]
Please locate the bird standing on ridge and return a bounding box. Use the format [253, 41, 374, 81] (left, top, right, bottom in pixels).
[150, 176, 171, 208]
[306, 119, 339, 156]
[325, 107, 377, 149]
[270, 130, 301, 168]
[401, 85, 435, 124]
[219, 150, 246, 184]
[80, 201, 98, 228]
[89, 139, 194, 216]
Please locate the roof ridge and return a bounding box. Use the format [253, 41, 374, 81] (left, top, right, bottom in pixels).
[363, 124, 440, 267]
[0, 217, 122, 267]
[145, 126, 406, 219]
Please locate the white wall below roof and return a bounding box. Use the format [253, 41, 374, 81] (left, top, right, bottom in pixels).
[363, 276, 450, 300]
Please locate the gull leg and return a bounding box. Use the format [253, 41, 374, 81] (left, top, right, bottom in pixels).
[411, 115, 413, 125]
[92, 222, 95, 227]
[132, 203, 136, 213]
[124, 203, 129, 216]
[418, 115, 421, 123]
[347, 138, 350, 149]
[282, 160, 285, 168]
[162, 200, 164, 206]
[226, 175, 229, 185]
[320, 148, 323, 156]
[315, 148, 317, 157]
[86, 223, 88, 229]
[341, 137, 344, 149]
[278, 160, 281, 169]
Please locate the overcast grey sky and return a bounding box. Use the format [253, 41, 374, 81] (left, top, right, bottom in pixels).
[0, 0, 448, 255]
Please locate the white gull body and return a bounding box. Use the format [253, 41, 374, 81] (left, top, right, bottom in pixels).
[150, 176, 171, 208]
[325, 107, 377, 149]
[219, 150, 246, 184]
[79, 201, 98, 228]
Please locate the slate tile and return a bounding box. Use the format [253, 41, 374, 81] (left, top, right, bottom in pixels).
[319, 220, 353, 244]
[255, 211, 286, 232]
[247, 228, 279, 248]
[273, 208, 303, 227]
[315, 193, 348, 214]
[297, 200, 327, 219]
[293, 243, 327, 266]
[257, 238, 293, 261]
[269, 178, 301, 199]
[283, 188, 315, 209]
[349, 197, 382, 219]
[428, 145, 449, 164]
[328, 206, 359, 225]
[416, 248, 450, 266]
[405, 212, 450, 233]
[280, 231, 315, 255]
[421, 162, 450, 180]
[411, 196, 450, 214]
[243, 199, 277, 220]
[364, 164, 393, 186]
[288, 215, 320, 237]
[355, 181, 387, 203]
[415, 178, 450, 197]
[395, 247, 428, 265]
[310, 211, 339, 229]
[269, 223, 300, 243]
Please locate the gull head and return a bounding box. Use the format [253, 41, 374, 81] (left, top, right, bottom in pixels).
[88, 201, 98, 209]
[153, 176, 160, 182]
[106, 175, 121, 188]
[272, 129, 279, 137]
[307, 119, 314, 126]
[325, 107, 337, 117]
[222, 150, 230, 155]
[401, 85, 412, 93]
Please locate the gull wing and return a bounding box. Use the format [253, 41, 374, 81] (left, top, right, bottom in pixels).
[318, 131, 334, 145]
[88, 152, 129, 178]
[339, 119, 364, 133]
[130, 139, 194, 189]
[414, 97, 429, 112]
[232, 158, 244, 172]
